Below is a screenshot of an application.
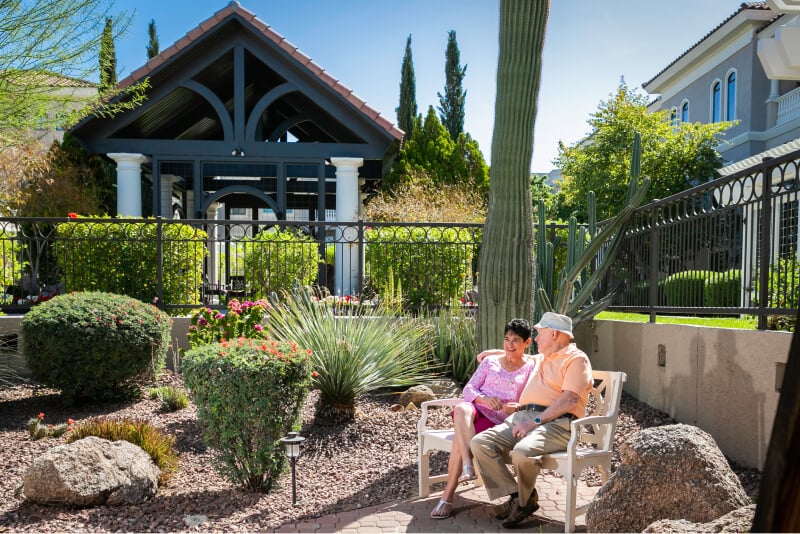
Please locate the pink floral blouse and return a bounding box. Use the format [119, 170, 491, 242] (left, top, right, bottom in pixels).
[462, 356, 537, 424]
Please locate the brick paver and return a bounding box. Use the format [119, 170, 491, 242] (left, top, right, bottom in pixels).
[271, 473, 598, 532]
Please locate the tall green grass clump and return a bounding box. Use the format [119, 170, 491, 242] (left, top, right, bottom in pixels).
[21, 291, 172, 402]
[182, 337, 313, 492]
[67, 417, 178, 484]
[268, 282, 435, 418]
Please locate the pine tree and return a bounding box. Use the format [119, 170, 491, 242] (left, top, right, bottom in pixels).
[396, 35, 417, 137]
[437, 30, 467, 140]
[99, 17, 117, 92]
[477, 0, 549, 349]
[146, 19, 159, 59]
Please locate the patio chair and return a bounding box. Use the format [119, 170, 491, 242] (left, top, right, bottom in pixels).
[417, 370, 627, 533]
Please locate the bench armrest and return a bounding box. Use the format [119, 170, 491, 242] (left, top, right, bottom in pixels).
[418, 398, 463, 433]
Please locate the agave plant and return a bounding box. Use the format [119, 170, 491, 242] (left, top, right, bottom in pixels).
[536, 132, 651, 328]
[268, 282, 435, 419]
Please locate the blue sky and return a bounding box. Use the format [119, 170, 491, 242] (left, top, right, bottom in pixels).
[109, 0, 744, 172]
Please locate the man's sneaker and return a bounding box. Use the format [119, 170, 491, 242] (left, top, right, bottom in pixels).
[493, 495, 518, 520]
[501, 490, 539, 528]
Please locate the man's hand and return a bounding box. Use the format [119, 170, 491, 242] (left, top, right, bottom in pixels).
[476, 349, 503, 362]
[511, 419, 537, 440]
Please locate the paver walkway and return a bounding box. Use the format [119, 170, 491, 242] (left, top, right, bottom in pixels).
[272, 473, 599, 533]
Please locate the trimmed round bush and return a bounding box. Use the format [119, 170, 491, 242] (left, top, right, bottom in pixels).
[22, 291, 172, 402]
[182, 338, 312, 492]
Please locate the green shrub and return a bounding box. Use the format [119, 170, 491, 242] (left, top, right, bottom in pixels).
[54, 218, 208, 307]
[704, 269, 741, 307]
[187, 298, 271, 348]
[0, 227, 25, 301]
[148, 385, 189, 411]
[662, 270, 712, 307]
[242, 227, 320, 298]
[268, 282, 434, 418]
[365, 226, 474, 307]
[66, 417, 178, 483]
[753, 258, 799, 331]
[21, 291, 172, 402]
[182, 337, 313, 492]
[429, 306, 477, 386]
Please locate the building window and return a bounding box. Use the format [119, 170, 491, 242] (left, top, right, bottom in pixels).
[670, 107, 678, 126]
[712, 81, 721, 122]
[726, 71, 736, 121]
[681, 101, 689, 123]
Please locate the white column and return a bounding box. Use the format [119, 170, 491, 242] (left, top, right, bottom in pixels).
[108, 153, 149, 217]
[160, 174, 180, 219]
[206, 203, 222, 286]
[766, 79, 780, 128]
[330, 157, 363, 297]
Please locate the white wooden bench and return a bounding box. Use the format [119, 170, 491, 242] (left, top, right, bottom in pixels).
[417, 370, 627, 532]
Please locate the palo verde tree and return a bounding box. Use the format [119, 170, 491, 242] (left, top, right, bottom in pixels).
[477, 0, 549, 350]
[437, 30, 467, 140]
[99, 17, 117, 92]
[396, 34, 417, 137]
[0, 0, 149, 150]
[146, 19, 159, 59]
[556, 78, 731, 221]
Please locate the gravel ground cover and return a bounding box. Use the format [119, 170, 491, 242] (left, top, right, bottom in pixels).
[0, 374, 761, 532]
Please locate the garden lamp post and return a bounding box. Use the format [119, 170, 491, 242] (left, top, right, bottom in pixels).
[280, 431, 305, 505]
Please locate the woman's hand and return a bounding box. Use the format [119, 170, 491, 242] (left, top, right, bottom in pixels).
[476, 394, 503, 411]
[476, 349, 504, 362]
[502, 402, 519, 414]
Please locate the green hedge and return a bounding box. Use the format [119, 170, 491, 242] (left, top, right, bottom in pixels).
[365, 226, 474, 307]
[54, 218, 207, 306]
[21, 291, 172, 402]
[662, 270, 711, 307]
[242, 227, 320, 298]
[704, 269, 741, 307]
[182, 338, 312, 491]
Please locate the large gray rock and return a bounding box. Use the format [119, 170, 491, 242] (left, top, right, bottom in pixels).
[643, 504, 755, 533]
[22, 436, 160, 506]
[586, 424, 750, 533]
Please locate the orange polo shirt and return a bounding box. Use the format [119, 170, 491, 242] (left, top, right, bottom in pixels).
[518, 343, 592, 419]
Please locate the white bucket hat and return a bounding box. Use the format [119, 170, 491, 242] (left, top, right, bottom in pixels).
[534, 312, 574, 339]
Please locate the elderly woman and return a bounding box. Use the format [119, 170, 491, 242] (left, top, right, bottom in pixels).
[430, 318, 538, 519]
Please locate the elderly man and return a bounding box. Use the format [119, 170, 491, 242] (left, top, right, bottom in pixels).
[470, 312, 593, 528]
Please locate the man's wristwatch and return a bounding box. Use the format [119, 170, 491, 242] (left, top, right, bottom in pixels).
[533, 416, 543, 425]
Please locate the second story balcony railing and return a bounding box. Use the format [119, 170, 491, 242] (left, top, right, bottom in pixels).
[776, 85, 800, 126]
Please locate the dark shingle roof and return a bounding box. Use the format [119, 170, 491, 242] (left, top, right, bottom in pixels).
[117, 1, 403, 141]
[642, 2, 776, 89]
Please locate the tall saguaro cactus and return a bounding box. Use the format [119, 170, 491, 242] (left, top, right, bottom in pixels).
[477, 0, 549, 350]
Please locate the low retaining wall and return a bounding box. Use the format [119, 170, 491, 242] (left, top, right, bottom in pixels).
[575, 319, 792, 469]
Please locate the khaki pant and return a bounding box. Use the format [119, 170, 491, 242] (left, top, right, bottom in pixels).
[470, 410, 572, 504]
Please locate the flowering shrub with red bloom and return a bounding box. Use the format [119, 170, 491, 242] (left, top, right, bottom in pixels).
[182, 336, 313, 492]
[187, 298, 271, 348]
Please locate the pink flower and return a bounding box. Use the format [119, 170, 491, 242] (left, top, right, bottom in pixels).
[254, 324, 263, 332]
[37, 412, 45, 421]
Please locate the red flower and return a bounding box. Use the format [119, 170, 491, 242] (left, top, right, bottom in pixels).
[37, 412, 44, 420]
[312, 371, 319, 378]
[67, 419, 74, 425]
[67, 212, 78, 219]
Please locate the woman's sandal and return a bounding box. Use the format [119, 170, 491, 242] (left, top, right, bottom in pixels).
[457, 464, 477, 483]
[430, 499, 453, 519]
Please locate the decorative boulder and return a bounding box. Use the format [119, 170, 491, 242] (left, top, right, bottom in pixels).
[398, 385, 435, 408]
[22, 436, 160, 506]
[586, 424, 750, 532]
[643, 504, 755, 532]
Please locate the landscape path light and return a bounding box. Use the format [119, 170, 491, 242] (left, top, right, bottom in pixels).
[280, 431, 305, 505]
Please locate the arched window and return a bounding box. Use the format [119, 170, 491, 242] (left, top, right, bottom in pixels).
[726, 71, 736, 121]
[670, 107, 678, 126]
[712, 81, 721, 122]
[681, 100, 689, 123]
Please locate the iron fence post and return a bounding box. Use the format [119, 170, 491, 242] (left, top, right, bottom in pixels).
[648, 201, 659, 323]
[757, 158, 774, 330]
[156, 217, 164, 309]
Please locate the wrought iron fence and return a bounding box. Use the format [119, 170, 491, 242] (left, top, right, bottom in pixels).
[606, 147, 800, 329]
[0, 145, 796, 328]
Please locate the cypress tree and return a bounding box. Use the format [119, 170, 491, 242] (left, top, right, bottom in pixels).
[477, 0, 549, 349]
[437, 30, 467, 140]
[99, 17, 117, 92]
[396, 34, 417, 137]
[146, 19, 159, 59]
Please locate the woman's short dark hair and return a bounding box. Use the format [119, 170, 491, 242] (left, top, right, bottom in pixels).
[504, 318, 531, 341]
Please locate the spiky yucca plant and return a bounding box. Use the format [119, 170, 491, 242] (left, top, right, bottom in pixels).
[268, 282, 435, 419]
